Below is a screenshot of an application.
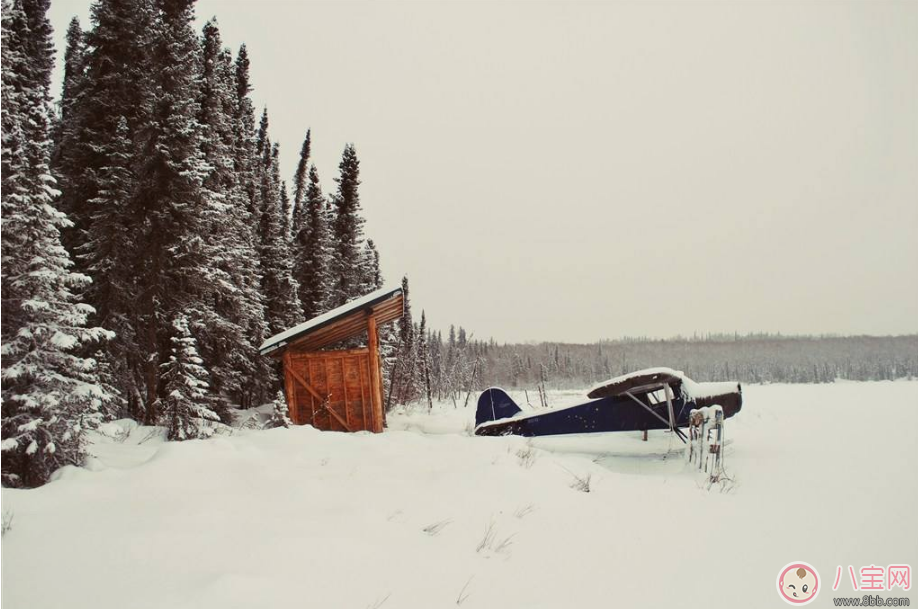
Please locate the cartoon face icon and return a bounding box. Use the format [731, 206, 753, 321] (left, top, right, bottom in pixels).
[777, 562, 820, 605]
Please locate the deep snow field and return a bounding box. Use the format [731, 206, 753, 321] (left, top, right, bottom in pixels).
[2, 382, 917, 609]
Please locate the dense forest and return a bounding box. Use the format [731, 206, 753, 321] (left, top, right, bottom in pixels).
[2, 0, 915, 490]
[1, 0, 393, 486]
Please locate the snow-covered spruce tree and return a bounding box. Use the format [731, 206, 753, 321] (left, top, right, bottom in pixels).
[266, 391, 292, 429]
[442, 325, 462, 401]
[294, 164, 334, 319]
[368, 237, 393, 399]
[79, 115, 140, 417]
[418, 311, 433, 409]
[379, 271, 408, 409]
[358, 238, 383, 294]
[129, 0, 226, 423]
[328, 143, 366, 307]
[50, 16, 85, 159]
[108, 0, 270, 423]
[447, 325, 457, 367]
[232, 44, 258, 219]
[290, 129, 311, 237]
[53, 0, 155, 276]
[158, 315, 218, 441]
[280, 180, 291, 239]
[51, 0, 156, 416]
[59, 17, 84, 118]
[254, 114, 303, 336]
[197, 18, 272, 413]
[390, 275, 419, 405]
[229, 42, 275, 407]
[429, 330, 443, 399]
[1, 0, 116, 488]
[379, 317, 400, 408]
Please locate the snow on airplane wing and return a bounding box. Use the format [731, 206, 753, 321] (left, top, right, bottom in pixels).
[586, 367, 685, 400]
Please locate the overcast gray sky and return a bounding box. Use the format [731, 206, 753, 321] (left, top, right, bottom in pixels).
[48, 0, 918, 343]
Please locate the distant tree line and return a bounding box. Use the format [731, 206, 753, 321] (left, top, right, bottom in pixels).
[1, 0, 385, 486]
[388, 330, 918, 406]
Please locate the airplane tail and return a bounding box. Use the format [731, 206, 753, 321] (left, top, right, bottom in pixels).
[475, 388, 522, 427]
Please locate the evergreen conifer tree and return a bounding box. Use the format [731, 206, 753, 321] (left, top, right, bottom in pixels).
[229, 42, 275, 406]
[51, 15, 84, 157]
[266, 390, 292, 429]
[359, 239, 383, 293]
[131, 0, 224, 422]
[1, 0, 116, 487]
[197, 18, 271, 410]
[51, 0, 157, 416]
[294, 164, 334, 319]
[418, 311, 432, 409]
[54, 0, 155, 272]
[158, 315, 217, 441]
[232, 44, 258, 219]
[80, 114, 139, 362]
[329, 143, 366, 306]
[280, 180, 291, 238]
[430, 330, 443, 399]
[393, 276, 419, 404]
[291, 129, 311, 236]
[255, 116, 303, 335]
[60, 17, 84, 114]
[447, 325, 457, 366]
[399, 276, 414, 349]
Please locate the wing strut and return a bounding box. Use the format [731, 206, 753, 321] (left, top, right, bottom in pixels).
[663, 384, 688, 442]
[623, 385, 687, 443]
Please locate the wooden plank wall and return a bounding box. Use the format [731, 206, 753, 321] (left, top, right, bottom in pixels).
[284, 348, 380, 432]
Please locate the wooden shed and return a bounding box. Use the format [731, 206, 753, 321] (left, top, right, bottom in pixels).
[259, 287, 404, 433]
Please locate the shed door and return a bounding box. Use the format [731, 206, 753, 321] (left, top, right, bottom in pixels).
[286, 350, 375, 432]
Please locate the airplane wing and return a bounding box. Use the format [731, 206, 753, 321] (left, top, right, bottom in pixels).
[586, 367, 684, 400]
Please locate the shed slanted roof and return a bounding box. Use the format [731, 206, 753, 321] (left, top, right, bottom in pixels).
[259, 286, 404, 356]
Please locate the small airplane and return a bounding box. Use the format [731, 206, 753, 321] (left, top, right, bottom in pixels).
[474, 367, 742, 442]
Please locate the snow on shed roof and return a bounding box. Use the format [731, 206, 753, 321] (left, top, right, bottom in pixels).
[259, 286, 403, 356]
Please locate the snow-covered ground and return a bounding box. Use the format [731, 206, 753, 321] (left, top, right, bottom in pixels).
[2, 382, 916, 608]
